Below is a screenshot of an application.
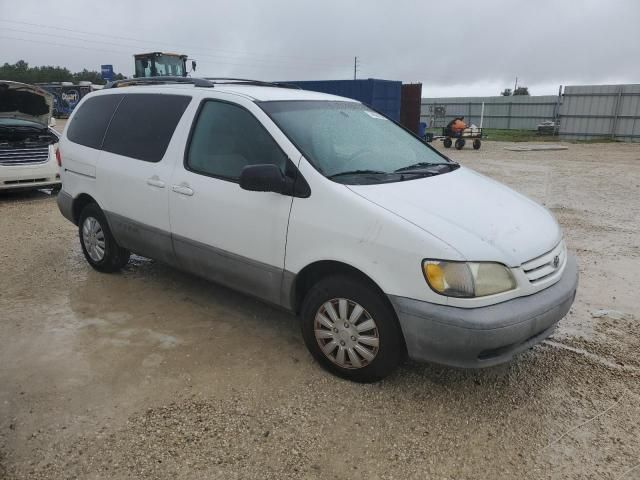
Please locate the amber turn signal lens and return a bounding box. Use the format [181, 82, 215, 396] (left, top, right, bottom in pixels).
[424, 263, 445, 293]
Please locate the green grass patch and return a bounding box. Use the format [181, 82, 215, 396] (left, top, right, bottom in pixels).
[425, 128, 619, 143]
[482, 129, 557, 142]
[426, 128, 555, 142]
[571, 137, 619, 144]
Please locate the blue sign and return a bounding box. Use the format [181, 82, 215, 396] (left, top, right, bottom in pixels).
[101, 64, 114, 81]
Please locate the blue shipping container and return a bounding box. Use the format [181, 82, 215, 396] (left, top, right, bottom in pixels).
[284, 79, 402, 121]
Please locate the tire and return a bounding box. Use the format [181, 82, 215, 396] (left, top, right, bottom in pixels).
[473, 139, 481, 150]
[300, 275, 405, 382]
[443, 138, 452, 148]
[455, 138, 465, 150]
[78, 203, 130, 273]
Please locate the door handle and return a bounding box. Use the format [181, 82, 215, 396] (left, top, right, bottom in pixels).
[172, 184, 194, 196]
[147, 176, 165, 188]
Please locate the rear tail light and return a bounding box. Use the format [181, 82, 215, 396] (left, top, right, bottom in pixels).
[55, 147, 62, 167]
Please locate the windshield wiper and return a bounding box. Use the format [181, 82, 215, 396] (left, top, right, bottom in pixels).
[394, 162, 458, 173]
[328, 169, 388, 179]
[398, 171, 437, 179]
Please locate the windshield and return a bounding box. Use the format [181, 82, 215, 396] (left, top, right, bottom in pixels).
[135, 55, 185, 77]
[155, 56, 185, 76]
[260, 100, 450, 183]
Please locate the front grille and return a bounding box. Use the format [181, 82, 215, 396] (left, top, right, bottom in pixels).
[522, 240, 566, 284]
[0, 146, 50, 166]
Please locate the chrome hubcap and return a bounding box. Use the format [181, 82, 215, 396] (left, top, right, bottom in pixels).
[82, 216, 106, 262]
[314, 298, 380, 369]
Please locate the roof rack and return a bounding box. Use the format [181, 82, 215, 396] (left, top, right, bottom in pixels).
[203, 78, 301, 89]
[104, 76, 302, 90]
[105, 76, 214, 89]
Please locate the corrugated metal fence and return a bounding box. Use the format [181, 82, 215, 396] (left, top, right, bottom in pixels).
[559, 84, 640, 141]
[422, 83, 640, 141]
[421, 95, 558, 130]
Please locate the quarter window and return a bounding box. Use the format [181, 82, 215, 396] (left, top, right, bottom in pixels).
[186, 101, 287, 180]
[66, 94, 123, 149]
[102, 94, 191, 162]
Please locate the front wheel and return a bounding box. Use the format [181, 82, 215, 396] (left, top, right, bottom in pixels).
[473, 139, 481, 150]
[300, 275, 405, 382]
[78, 203, 130, 273]
[443, 138, 452, 148]
[455, 138, 465, 150]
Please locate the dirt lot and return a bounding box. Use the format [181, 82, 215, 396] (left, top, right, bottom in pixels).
[1, 140, 639, 479]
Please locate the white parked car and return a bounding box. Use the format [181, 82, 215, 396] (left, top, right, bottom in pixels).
[0, 81, 60, 191]
[57, 78, 578, 382]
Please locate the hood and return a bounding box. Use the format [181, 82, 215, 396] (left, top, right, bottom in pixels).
[0, 81, 53, 126]
[348, 167, 561, 266]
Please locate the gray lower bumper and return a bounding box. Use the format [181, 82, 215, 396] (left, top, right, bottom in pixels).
[57, 190, 75, 225]
[389, 254, 579, 368]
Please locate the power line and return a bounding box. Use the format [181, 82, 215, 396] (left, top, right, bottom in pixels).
[1, 26, 347, 70]
[0, 35, 133, 58]
[0, 17, 345, 67]
[0, 34, 353, 80]
[1, 27, 150, 52]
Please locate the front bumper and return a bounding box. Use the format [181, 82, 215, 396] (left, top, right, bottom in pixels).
[389, 254, 579, 368]
[0, 161, 60, 191]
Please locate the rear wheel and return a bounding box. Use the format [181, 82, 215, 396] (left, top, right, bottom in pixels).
[473, 139, 481, 150]
[300, 275, 404, 382]
[455, 138, 465, 150]
[78, 203, 130, 273]
[443, 138, 452, 148]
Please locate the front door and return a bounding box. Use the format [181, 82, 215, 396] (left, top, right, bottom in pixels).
[169, 97, 295, 305]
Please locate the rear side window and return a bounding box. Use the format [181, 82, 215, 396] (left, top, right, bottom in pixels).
[66, 94, 123, 149]
[186, 100, 287, 180]
[102, 94, 191, 162]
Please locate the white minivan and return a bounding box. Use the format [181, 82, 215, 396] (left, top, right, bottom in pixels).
[57, 78, 578, 382]
[0, 81, 60, 191]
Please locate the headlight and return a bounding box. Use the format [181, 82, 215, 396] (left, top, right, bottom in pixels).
[422, 260, 516, 298]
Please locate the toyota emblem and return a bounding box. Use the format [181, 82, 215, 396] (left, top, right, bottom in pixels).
[553, 255, 560, 268]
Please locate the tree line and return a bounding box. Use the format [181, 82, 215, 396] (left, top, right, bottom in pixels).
[500, 86, 530, 96]
[0, 60, 126, 85]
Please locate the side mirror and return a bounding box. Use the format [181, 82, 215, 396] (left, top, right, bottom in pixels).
[239, 164, 286, 194]
[191, 60, 197, 71]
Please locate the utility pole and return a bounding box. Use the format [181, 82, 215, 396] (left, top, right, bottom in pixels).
[554, 84, 562, 136]
[513, 76, 518, 94]
[353, 56, 359, 80]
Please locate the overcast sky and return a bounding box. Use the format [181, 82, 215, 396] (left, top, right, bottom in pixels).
[1, 0, 638, 97]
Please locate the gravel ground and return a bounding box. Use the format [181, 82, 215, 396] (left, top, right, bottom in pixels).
[0, 140, 639, 479]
